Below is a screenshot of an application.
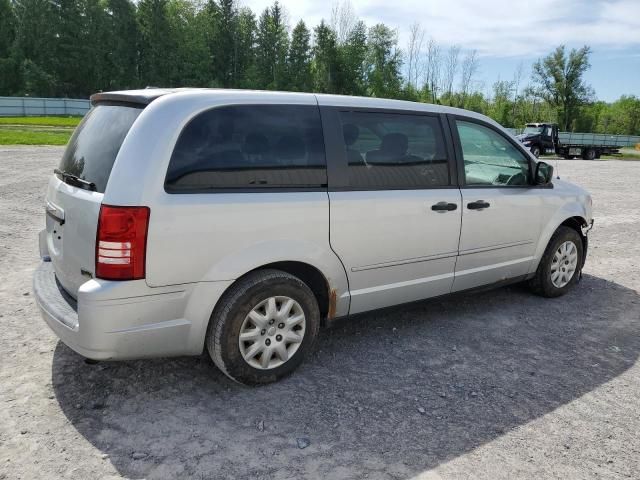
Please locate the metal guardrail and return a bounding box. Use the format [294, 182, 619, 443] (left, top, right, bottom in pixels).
[0, 96, 90, 116]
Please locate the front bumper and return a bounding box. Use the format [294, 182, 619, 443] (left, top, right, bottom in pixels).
[33, 261, 197, 360]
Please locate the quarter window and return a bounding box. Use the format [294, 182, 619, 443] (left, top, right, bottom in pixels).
[166, 105, 327, 191]
[339, 111, 450, 189]
[456, 120, 531, 186]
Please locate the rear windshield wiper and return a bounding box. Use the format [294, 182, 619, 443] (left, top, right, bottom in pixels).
[54, 169, 97, 191]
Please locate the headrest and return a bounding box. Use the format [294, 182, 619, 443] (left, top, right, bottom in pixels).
[343, 124, 360, 146]
[243, 133, 269, 155]
[380, 133, 408, 155]
[275, 135, 306, 160]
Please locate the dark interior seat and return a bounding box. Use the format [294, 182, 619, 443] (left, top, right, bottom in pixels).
[343, 124, 365, 165]
[242, 133, 272, 166]
[366, 133, 409, 164]
[274, 135, 306, 165]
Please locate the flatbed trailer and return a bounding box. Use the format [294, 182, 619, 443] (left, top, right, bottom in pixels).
[556, 132, 640, 159]
[516, 123, 640, 159]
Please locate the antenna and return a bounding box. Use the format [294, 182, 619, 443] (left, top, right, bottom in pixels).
[552, 124, 560, 179]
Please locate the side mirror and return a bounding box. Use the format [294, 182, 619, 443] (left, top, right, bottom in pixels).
[535, 161, 554, 185]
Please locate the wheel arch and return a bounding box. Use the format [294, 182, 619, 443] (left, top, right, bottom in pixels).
[531, 210, 590, 275]
[184, 240, 350, 355]
[560, 216, 589, 267]
[201, 259, 343, 347]
[244, 261, 333, 321]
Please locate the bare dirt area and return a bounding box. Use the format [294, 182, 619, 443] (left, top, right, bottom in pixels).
[1, 146, 639, 479]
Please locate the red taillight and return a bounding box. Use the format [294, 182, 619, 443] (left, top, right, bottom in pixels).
[96, 205, 150, 281]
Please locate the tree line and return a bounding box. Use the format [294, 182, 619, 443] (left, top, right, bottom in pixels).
[0, 0, 638, 135]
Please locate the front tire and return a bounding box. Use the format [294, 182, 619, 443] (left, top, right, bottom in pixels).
[206, 269, 320, 385]
[529, 226, 583, 298]
[531, 145, 541, 157]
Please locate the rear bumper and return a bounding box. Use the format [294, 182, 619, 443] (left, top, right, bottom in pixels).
[33, 261, 231, 360]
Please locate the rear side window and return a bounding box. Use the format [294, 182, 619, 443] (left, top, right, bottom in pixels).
[339, 111, 450, 189]
[58, 105, 142, 193]
[166, 105, 327, 191]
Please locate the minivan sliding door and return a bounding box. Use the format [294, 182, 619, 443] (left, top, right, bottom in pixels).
[321, 107, 462, 315]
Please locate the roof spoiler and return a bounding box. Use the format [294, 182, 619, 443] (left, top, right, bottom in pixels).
[90, 89, 171, 107]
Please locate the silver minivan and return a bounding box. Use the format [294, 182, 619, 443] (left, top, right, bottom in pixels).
[34, 89, 593, 384]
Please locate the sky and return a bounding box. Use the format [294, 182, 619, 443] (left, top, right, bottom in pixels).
[240, 0, 640, 101]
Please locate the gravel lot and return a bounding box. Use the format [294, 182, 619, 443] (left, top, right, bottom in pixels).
[1, 146, 639, 480]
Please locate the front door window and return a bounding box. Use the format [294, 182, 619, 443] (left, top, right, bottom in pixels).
[456, 120, 531, 187]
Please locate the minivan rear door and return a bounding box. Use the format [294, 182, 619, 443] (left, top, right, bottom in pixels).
[45, 104, 142, 297]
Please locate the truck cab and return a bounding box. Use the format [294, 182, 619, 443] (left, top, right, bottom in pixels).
[516, 123, 558, 157]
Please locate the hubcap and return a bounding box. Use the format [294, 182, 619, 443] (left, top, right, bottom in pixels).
[550, 241, 578, 288]
[238, 296, 306, 370]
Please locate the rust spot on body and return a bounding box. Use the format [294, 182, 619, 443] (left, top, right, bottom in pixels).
[327, 288, 337, 319]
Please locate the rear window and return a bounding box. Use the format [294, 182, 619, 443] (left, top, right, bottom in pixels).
[165, 105, 327, 191]
[58, 105, 142, 193]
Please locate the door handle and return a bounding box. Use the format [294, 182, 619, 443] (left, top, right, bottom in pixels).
[431, 202, 458, 212]
[467, 200, 490, 210]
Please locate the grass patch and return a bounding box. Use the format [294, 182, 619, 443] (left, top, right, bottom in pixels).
[0, 116, 82, 127]
[0, 128, 71, 145]
[602, 154, 640, 160]
[602, 148, 640, 161]
[0, 117, 78, 144]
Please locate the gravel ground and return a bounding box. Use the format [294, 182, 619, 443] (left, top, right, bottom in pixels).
[1, 146, 639, 480]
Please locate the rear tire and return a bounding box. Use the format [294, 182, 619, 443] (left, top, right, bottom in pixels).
[583, 148, 596, 160]
[529, 226, 583, 298]
[206, 269, 320, 385]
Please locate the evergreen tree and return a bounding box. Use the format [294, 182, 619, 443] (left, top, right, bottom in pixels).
[167, 0, 209, 86]
[287, 21, 312, 91]
[366, 24, 402, 98]
[234, 7, 257, 88]
[137, 0, 174, 86]
[0, 0, 16, 58]
[49, 0, 86, 96]
[81, 0, 112, 95]
[312, 20, 339, 93]
[12, 0, 58, 95]
[0, 0, 20, 94]
[338, 20, 367, 95]
[255, 2, 288, 90]
[211, 0, 236, 87]
[104, 0, 139, 90]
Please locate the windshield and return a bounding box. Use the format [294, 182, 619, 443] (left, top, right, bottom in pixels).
[523, 125, 543, 135]
[58, 105, 142, 193]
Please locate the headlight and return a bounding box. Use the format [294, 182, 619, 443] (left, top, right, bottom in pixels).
[522, 141, 531, 146]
